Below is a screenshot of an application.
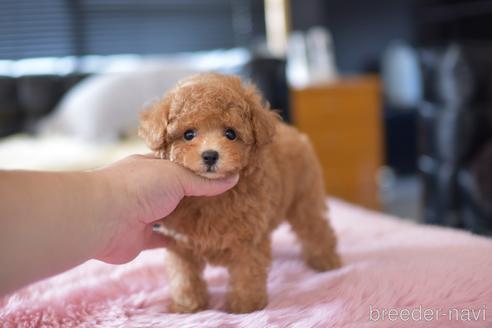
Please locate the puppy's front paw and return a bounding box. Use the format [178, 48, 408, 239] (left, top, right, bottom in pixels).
[306, 253, 342, 272]
[168, 298, 208, 313]
[226, 295, 267, 314]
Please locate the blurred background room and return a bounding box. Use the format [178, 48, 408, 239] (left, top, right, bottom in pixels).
[1, 0, 491, 235]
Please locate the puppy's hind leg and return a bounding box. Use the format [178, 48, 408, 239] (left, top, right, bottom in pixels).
[286, 191, 341, 271]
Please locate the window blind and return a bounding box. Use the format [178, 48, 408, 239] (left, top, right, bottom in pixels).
[0, 0, 260, 60]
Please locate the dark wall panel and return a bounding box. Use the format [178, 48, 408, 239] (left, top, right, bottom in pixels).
[322, 0, 415, 73]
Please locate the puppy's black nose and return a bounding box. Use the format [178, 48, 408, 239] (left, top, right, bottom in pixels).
[202, 150, 219, 166]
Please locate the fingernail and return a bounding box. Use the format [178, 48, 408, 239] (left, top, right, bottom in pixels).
[225, 174, 239, 184]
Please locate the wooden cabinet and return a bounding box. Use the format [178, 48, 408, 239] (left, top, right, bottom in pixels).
[291, 76, 383, 210]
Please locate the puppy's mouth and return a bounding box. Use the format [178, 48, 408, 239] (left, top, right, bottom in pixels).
[196, 164, 237, 180]
[199, 165, 225, 179]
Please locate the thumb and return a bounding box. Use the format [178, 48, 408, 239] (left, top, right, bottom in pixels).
[177, 169, 239, 197]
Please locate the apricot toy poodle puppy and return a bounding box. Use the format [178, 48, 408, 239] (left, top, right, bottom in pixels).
[139, 73, 341, 314]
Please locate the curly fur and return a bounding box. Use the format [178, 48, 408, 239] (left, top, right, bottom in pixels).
[138, 73, 341, 313]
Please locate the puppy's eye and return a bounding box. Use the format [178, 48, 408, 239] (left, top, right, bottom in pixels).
[224, 128, 236, 140]
[183, 129, 196, 141]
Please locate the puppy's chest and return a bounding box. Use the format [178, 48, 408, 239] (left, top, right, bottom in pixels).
[157, 196, 271, 254]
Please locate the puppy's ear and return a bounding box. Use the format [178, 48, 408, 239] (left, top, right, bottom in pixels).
[245, 84, 279, 147]
[138, 96, 171, 152]
[251, 106, 279, 147]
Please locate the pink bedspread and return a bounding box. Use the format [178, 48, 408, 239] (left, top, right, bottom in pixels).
[2, 199, 492, 327]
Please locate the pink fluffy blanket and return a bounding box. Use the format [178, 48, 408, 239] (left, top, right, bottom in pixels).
[2, 199, 492, 327]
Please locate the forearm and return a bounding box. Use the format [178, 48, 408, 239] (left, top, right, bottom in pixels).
[0, 170, 112, 295]
[0, 155, 238, 296]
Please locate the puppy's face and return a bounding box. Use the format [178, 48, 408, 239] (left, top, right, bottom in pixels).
[165, 89, 254, 179]
[139, 74, 277, 179]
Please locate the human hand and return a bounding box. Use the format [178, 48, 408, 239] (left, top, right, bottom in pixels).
[91, 155, 239, 264]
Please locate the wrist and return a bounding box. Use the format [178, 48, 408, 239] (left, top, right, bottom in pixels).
[83, 169, 124, 260]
